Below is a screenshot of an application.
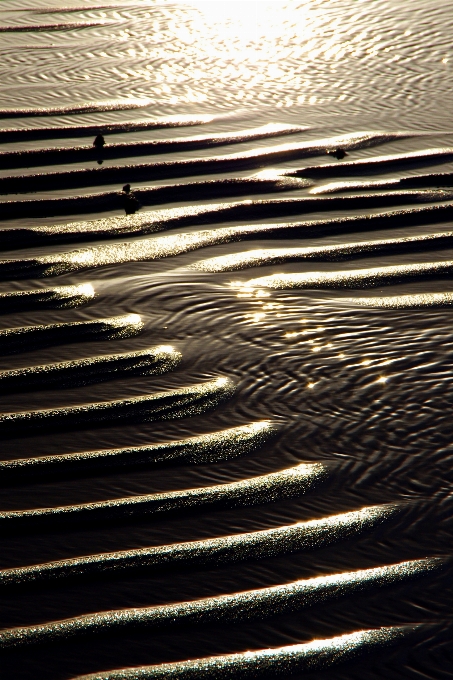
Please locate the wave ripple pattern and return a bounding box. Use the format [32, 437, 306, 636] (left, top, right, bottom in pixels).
[0, 1, 452, 680]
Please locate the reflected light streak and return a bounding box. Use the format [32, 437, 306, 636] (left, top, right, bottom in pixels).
[248, 312, 266, 323]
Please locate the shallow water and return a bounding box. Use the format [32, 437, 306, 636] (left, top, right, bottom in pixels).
[1, 1, 453, 679]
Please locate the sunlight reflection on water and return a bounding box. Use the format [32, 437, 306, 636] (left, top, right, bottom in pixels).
[1, 2, 453, 679]
[3, 0, 450, 120]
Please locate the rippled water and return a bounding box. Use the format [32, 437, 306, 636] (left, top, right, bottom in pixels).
[1, 1, 453, 678]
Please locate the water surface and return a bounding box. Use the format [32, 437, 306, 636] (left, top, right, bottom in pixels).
[0, 1, 453, 679]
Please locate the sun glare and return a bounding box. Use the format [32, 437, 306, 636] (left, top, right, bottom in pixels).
[185, 1, 310, 43]
[186, 0, 279, 21]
